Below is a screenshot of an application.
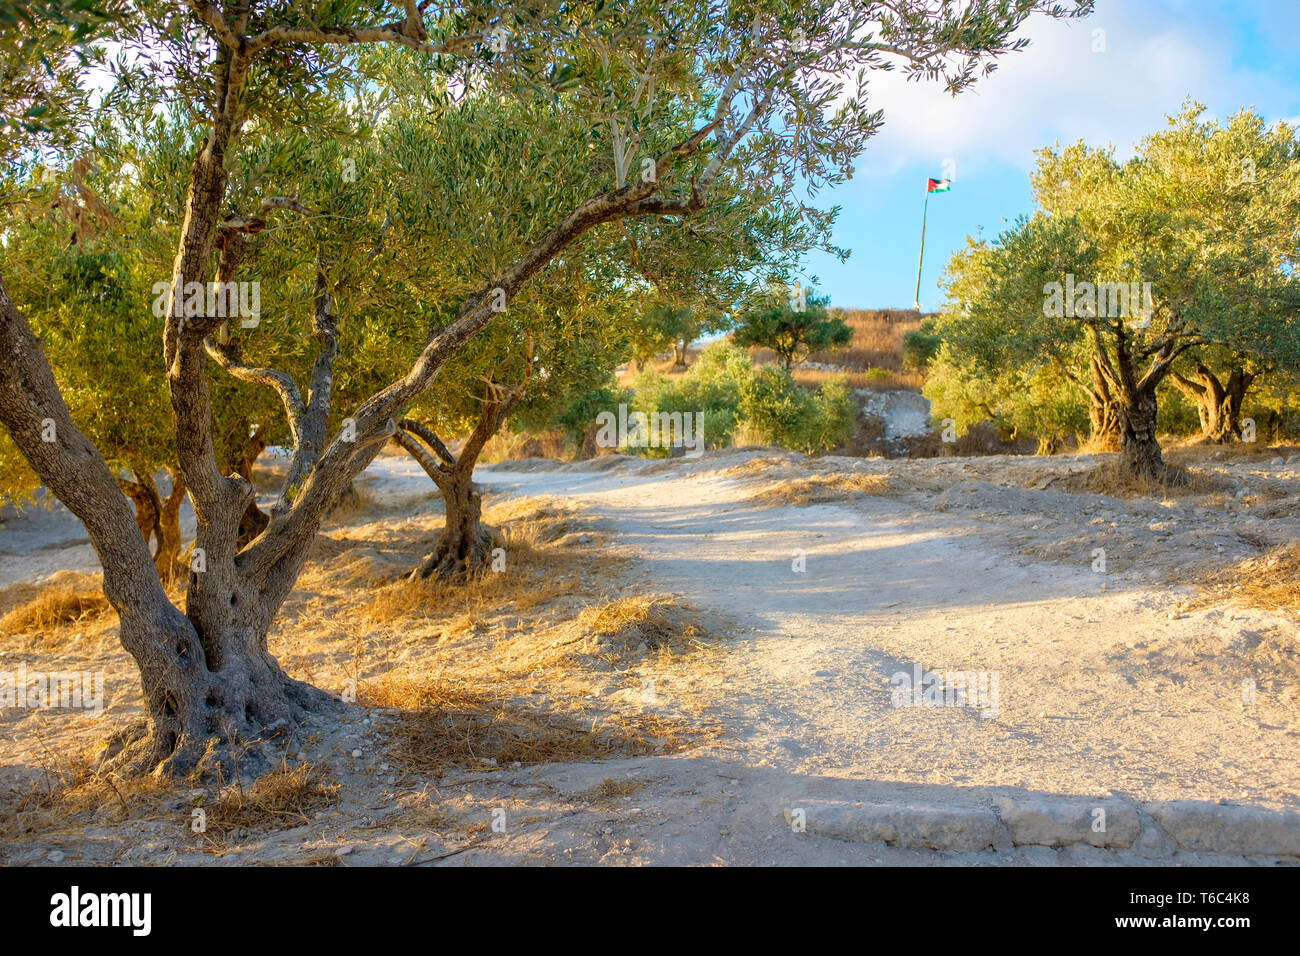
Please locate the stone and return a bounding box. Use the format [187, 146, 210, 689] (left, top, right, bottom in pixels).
[1147, 801, 1300, 856]
[994, 796, 1139, 848]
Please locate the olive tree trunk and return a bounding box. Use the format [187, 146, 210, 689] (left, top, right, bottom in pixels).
[394, 374, 529, 581]
[1116, 385, 1164, 477]
[1171, 364, 1256, 443]
[1086, 355, 1123, 450]
[1099, 326, 1194, 480]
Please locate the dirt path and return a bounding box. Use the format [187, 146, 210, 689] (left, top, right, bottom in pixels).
[4, 450, 1298, 865]
[477, 454, 1298, 806]
[449, 452, 1300, 863]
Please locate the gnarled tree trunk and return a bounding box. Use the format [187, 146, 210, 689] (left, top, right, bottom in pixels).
[227, 424, 269, 549]
[1117, 385, 1164, 478]
[1171, 363, 1256, 443]
[395, 365, 530, 581]
[1086, 355, 1122, 450]
[1, 274, 340, 777]
[119, 467, 188, 583]
[414, 459, 493, 579]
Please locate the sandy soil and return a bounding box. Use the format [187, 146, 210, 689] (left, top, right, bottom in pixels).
[2, 447, 1298, 866]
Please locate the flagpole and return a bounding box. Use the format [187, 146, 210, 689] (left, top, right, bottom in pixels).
[913, 190, 930, 311]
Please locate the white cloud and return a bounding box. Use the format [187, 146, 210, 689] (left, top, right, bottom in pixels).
[851, 0, 1294, 177]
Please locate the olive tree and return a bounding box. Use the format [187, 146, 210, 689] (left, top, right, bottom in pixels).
[936, 105, 1300, 475]
[0, 0, 1090, 776]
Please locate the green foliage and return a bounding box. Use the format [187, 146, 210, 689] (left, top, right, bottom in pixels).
[557, 378, 625, 452]
[625, 339, 855, 455]
[732, 286, 851, 368]
[737, 366, 855, 454]
[931, 103, 1300, 448]
[901, 319, 942, 370]
[923, 343, 1088, 449]
[630, 341, 753, 447]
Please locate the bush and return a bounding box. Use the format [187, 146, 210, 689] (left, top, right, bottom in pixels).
[901, 321, 942, 370]
[739, 367, 855, 454]
[805, 378, 858, 453]
[630, 341, 753, 449]
[626, 342, 855, 456]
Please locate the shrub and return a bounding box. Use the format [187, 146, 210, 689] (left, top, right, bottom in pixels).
[739, 367, 854, 454]
[901, 320, 942, 370]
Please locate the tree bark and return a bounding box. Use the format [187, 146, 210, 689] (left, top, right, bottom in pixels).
[1086, 355, 1122, 450]
[394, 369, 529, 580]
[118, 470, 163, 554]
[413, 461, 492, 579]
[1171, 363, 1255, 443]
[227, 426, 269, 550]
[118, 467, 187, 582]
[156, 469, 187, 583]
[1, 275, 335, 777]
[1117, 386, 1164, 478]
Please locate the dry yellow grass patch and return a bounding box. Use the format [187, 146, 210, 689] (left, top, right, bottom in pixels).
[574, 596, 713, 658]
[750, 472, 895, 507]
[1057, 460, 1230, 499]
[203, 764, 340, 838]
[0, 572, 110, 635]
[791, 367, 924, 392]
[0, 753, 172, 846]
[1206, 542, 1300, 614]
[363, 676, 699, 774]
[584, 777, 645, 801]
[360, 595, 723, 776]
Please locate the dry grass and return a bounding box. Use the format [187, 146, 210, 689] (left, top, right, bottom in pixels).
[825, 308, 925, 370]
[360, 594, 722, 776]
[791, 366, 925, 392]
[619, 308, 929, 393]
[584, 776, 645, 801]
[360, 498, 609, 626]
[574, 596, 713, 657]
[1205, 542, 1300, 614]
[0, 752, 172, 847]
[749, 472, 896, 507]
[1056, 460, 1231, 499]
[280, 499, 723, 780]
[203, 764, 340, 838]
[0, 572, 110, 635]
[746, 308, 925, 374]
[364, 676, 701, 774]
[0, 752, 338, 853]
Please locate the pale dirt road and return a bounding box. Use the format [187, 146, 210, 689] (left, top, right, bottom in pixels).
[3, 449, 1299, 865]
[475, 453, 1300, 811]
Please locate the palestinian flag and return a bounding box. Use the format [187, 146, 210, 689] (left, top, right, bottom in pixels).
[927, 177, 951, 193]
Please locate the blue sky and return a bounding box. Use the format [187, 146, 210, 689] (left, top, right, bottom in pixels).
[803, 0, 1300, 311]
